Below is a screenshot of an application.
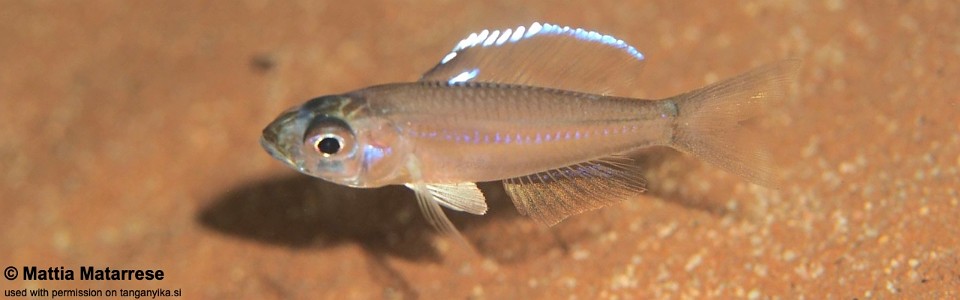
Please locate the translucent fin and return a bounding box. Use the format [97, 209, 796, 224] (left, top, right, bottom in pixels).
[420, 182, 488, 215]
[502, 155, 647, 226]
[669, 59, 801, 188]
[407, 183, 471, 247]
[421, 22, 646, 96]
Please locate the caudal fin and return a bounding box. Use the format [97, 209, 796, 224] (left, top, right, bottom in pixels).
[669, 60, 800, 188]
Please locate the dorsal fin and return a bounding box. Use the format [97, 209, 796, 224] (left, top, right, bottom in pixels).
[421, 22, 646, 96]
[502, 155, 647, 226]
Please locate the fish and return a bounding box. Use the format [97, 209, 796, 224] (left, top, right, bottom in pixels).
[260, 22, 799, 242]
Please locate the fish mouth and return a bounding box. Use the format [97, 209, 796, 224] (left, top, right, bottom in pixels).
[260, 134, 292, 166]
[260, 108, 300, 166]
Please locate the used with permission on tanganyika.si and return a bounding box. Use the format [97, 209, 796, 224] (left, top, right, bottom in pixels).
[261, 22, 800, 244]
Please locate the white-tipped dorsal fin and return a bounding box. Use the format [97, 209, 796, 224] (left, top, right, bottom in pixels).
[502, 155, 647, 226]
[421, 22, 646, 96]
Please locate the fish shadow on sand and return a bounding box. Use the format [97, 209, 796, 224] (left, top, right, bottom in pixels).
[198, 147, 734, 297]
[198, 174, 557, 298]
[631, 147, 739, 216]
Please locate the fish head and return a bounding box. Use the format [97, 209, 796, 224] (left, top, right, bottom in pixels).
[261, 94, 405, 188]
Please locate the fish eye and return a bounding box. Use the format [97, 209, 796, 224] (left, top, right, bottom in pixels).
[303, 116, 355, 160]
[314, 135, 343, 156]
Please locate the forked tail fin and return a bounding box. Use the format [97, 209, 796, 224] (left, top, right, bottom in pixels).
[668, 60, 800, 188]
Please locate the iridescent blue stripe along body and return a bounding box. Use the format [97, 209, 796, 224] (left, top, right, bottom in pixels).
[353, 81, 675, 183]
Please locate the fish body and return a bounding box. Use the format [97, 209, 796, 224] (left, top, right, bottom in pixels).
[261, 22, 798, 238]
[354, 81, 673, 184]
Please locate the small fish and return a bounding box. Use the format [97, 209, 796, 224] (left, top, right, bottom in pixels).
[261, 22, 798, 240]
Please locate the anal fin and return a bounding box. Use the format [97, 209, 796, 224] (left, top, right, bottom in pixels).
[503, 155, 647, 226]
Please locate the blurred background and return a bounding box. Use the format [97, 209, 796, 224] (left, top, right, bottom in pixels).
[2, 1, 958, 298]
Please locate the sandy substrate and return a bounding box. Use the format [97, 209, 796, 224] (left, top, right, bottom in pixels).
[2, 1, 958, 298]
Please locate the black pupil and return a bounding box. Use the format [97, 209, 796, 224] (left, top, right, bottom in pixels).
[317, 137, 341, 155]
